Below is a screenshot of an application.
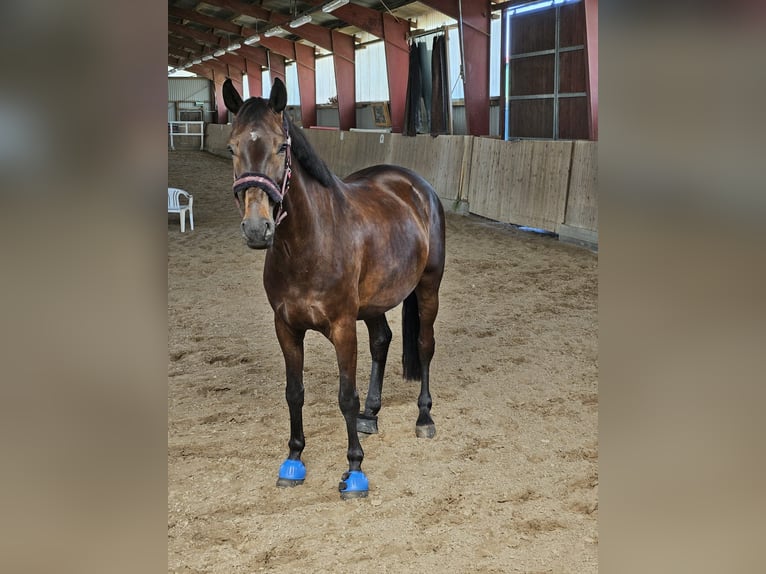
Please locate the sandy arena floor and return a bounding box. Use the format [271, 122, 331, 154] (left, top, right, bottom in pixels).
[168, 150, 598, 573]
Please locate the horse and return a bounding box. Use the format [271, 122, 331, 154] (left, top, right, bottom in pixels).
[222, 77, 445, 499]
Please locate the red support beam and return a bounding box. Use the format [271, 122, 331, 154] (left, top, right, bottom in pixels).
[268, 52, 286, 87]
[321, 2, 384, 38]
[307, 0, 410, 132]
[229, 75, 244, 108]
[332, 29, 356, 131]
[421, 0, 491, 135]
[197, 58, 228, 78]
[282, 20, 357, 130]
[187, 65, 213, 82]
[239, 45, 269, 98]
[238, 45, 269, 68]
[212, 71, 229, 124]
[294, 43, 317, 128]
[215, 53, 247, 75]
[382, 14, 410, 132]
[288, 22, 332, 51]
[584, 0, 598, 140]
[258, 37, 296, 61]
[245, 58, 263, 98]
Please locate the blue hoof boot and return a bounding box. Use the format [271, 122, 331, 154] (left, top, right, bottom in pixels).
[276, 459, 306, 487]
[339, 470, 369, 500]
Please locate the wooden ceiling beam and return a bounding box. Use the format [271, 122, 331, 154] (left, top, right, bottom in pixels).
[238, 44, 270, 68]
[214, 53, 248, 75]
[168, 34, 206, 52]
[169, 22, 226, 48]
[169, 7, 243, 36]
[204, 0, 273, 23]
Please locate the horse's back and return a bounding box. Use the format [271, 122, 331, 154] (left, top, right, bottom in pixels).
[343, 164, 443, 226]
[343, 164, 445, 284]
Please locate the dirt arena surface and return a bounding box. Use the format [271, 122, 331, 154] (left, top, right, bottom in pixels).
[168, 150, 598, 573]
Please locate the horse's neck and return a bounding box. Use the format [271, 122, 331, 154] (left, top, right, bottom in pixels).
[278, 164, 340, 248]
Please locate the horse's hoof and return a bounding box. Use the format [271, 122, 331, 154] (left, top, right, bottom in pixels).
[276, 459, 306, 488]
[416, 423, 436, 438]
[357, 413, 378, 435]
[339, 470, 369, 500]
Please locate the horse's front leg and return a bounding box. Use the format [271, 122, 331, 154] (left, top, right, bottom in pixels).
[274, 315, 307, 487]
[331, 318, 369, 499]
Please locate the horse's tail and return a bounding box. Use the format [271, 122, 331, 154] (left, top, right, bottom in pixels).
[402, 291, 422, 381]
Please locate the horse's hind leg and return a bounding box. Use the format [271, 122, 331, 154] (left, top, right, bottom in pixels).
[358, 315, 392, 435]
[274, 316, 307, 487]
[414, 275, 441, 438]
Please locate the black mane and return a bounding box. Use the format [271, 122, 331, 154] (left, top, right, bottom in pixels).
[235, 97, 337, 189]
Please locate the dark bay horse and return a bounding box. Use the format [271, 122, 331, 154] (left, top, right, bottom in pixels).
[222, 78, 445, 499]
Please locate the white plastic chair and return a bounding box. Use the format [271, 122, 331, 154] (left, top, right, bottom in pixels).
[168, 188, 194, 232]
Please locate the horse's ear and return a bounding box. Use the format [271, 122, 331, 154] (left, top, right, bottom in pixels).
[222, 78, 243, 115]
[268, 78, 287, 113]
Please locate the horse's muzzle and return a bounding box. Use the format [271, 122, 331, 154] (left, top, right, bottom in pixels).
[241, 217, 274, 249]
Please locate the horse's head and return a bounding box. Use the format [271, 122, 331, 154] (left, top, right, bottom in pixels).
[223, 78, 290, 249]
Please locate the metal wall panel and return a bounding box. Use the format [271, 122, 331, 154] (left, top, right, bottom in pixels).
[168, 78, 212, 104]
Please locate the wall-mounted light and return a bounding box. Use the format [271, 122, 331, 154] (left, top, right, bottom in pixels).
[244, 34, 260, 45]
[264, 27, 283, 37]
[213, 49, 225, 57]
[227, 43, 241, 52]
[323, 0, 350, 13]
[289, 14, 312, 28]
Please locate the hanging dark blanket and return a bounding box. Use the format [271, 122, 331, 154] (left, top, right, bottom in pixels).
[418, 41, 433, 133]
[430, 35, 450, 136]
[403, 40, 422, 136]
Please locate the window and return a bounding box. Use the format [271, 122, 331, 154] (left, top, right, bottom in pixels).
[315, 56, 336, 104]
[500, 0, 588, 139]
[355, 41, 389, 102]
[285, 63, 300, 105]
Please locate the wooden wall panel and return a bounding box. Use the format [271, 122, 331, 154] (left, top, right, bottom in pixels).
[303, 131, 473, 206]
[468, 137, 513, 222]
[387, 134, 472, 203]
[469, 138, 572, 232]
[339, 131, 390, 176]
[303, 128, 343, 173]
[523, 140, 572, 230]
[562, 140, 598, 231]
[301, 129, 595, 236]
[304, 129, 389, 178]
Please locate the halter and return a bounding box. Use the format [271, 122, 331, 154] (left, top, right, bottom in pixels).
[232, 114, 292, 227]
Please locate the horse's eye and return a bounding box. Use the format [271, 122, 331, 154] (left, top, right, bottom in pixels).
[227, 145, 234, 156]
[277, 143, 287, 154]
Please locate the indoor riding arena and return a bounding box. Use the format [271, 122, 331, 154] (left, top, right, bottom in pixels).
[168, 1, 598, 572]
